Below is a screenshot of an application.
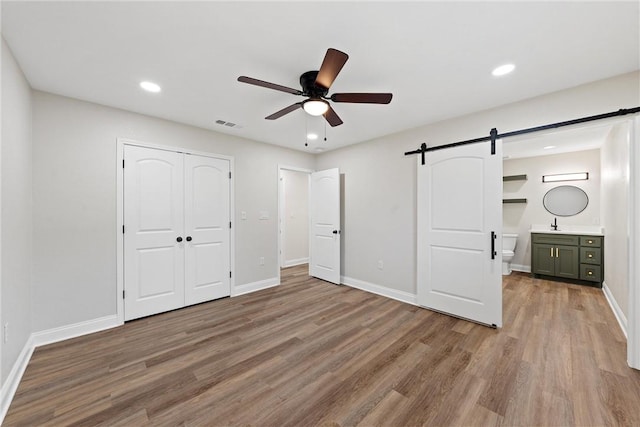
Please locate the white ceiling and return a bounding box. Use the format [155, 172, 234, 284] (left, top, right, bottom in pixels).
[2, 1, 639, 154]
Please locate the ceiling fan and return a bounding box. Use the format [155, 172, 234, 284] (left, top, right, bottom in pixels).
[237, 48, 392, 127]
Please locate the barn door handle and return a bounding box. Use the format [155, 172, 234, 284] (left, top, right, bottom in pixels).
[176, 236, 183, 242]
[491, 231, 496, 259]
[186, 236, 192, 242]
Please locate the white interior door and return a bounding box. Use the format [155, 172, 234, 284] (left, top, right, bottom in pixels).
[310, 168, 341, 284]
[124, 145, 185, 320]
[184, 154, 230, 305]
[417, 141, 503, 327]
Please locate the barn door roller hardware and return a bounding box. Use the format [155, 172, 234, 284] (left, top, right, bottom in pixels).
[405, 107, 640, 165]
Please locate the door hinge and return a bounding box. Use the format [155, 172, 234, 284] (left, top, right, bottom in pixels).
[123, 290, 125, 299]
[229, 271, 232, 278]
[229, 171, 232, 179]
[122, 159, 125, 168]
[229, 221, 232, 229]
[122, 225, 125, 234]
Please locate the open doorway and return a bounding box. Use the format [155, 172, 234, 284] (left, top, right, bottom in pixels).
[501, 119, 635, 365]
[277, 166, 312, 282]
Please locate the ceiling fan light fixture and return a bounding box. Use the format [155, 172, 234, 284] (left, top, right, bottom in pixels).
[303, 99, 329, 116]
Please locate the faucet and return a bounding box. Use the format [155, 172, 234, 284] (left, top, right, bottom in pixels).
[551, 217, 558, 231]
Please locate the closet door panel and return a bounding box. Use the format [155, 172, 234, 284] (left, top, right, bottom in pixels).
[184, 154, 231, 305]
[124, 145, 185, 320]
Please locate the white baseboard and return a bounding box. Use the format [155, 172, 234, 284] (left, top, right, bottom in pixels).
[31, 314, 121, 348]
[1, 315, 121, 424]
[0, 335, 34, 423]
[602, 281, 628, 338]
[232, 277, 279, 297]
[340, 275, 417, 306]
[511, 264, 531, 273]
[282, 257, 309, 268]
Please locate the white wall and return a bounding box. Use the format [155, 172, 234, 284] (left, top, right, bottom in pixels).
[503, 149, 601, 271]
[1, 38, 32, 384]
[601, 122, 631, 318]
[31, 91, 315, 332]
[281, 169, 309, 267]
[316, 71, 639, 295]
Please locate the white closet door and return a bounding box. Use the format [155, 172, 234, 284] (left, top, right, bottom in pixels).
[417, 141, 502, 327]
[309, 168, 341, 284]
[184, 154, 231, 305]
[124, 145, 185, 321]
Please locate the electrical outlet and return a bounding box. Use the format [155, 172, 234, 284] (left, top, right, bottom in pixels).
[259, 257, 265, 266]
[4, 323, 8, 344]
[241, 211, 247, 220]
[377, 260, 384, 270]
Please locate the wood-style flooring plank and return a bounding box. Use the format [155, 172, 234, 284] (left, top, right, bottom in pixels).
[4, 268, 640, 426]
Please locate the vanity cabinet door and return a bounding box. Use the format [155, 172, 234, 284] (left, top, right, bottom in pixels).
[555, 245, 580, 279]
[532, 244, 555, 276]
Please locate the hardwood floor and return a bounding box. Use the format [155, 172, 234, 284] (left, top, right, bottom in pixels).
[5, 266, 640, 426]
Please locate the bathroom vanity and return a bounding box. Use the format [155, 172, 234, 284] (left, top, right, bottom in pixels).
[531, 231, 604, 288]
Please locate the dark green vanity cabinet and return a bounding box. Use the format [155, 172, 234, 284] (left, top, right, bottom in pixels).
[531, 233, 603, 287]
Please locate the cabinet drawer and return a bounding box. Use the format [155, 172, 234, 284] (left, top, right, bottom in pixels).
[532, 233, 579, 246]
[580, 236, 602, 247]
[580, 247, 601, 264]
[580, 264, 602, 282]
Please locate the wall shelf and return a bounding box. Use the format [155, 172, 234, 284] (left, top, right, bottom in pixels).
[503, 174, 528, 182]
[503, 198, 527, 204]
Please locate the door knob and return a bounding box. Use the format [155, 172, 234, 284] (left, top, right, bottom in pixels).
[176, 237, 183, 242]
[186, 236, 192, 242]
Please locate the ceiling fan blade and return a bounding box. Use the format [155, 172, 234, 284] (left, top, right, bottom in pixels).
[323, 105, 344, 127]
[238, 76, 302, 95]
[265, 103, 303, 120]
[330, 93, 393, 104]
[315, 48, 349, 90]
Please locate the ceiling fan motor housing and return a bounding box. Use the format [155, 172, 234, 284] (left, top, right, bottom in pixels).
[300, 71, 328, 98]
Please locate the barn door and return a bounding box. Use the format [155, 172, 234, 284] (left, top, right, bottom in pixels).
[417, 141, 503, 327]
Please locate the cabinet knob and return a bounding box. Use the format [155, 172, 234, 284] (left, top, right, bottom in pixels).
[588, 240, 593, 244]
[588, 271, 593, 276]
[588, 254, 593, 258]
[176, 237, 183, 242]
[186, 236, 192, 242]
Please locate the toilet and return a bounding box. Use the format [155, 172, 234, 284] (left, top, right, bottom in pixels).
[502, 233, 518, 275]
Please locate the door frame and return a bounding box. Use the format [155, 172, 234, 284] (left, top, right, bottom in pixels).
[277, 164, 312, 284]
[116, 138, 235, 325]
[629, 116, 640, 369]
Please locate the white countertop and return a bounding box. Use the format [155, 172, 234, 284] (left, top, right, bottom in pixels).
[530, 224, 604, 236]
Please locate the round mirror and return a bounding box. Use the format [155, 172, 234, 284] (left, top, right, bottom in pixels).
[543, 185, 588, 216]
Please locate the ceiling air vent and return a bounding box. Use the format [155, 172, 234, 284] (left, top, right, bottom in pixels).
[215, 119, 242, 129]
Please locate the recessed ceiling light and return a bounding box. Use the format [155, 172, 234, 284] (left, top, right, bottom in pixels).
[140, 81, 161, 93]
[307, 133, 319, 140]
[543, 145, 556, 150]
[491, 63, 515, 77]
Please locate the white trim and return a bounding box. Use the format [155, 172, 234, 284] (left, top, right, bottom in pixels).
[0, 335, 34, 423]
[116, 138, 235, 322]
[282, 257, 310, 268]
[231, 277, 279, 297]
[340, 275, 417, 306]
[31, 315, 120, 348]
[628, 116, 640, 369]
[603, 282, 628, 338]
[510, 263, 531, 273]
